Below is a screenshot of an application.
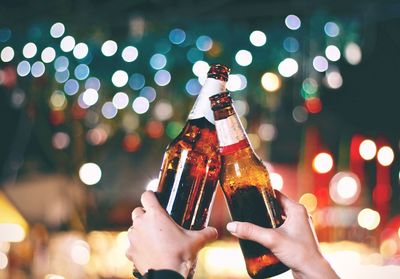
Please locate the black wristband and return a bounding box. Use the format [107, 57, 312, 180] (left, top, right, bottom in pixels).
[142, 269, 185, 279]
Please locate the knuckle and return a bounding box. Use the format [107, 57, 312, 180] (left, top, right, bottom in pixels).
[296, 204, 308, 216]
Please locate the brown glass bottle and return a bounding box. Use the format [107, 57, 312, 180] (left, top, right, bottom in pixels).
[155, 64, 230, 230]
[210, 92, 289, 278]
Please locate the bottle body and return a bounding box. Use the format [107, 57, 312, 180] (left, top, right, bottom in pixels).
[156, 118, 220, 229]
[211, 92, 289, 278]
[155, 64, 229, 230]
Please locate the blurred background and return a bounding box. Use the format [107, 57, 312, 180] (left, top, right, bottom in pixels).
[1, 0, 400, 278]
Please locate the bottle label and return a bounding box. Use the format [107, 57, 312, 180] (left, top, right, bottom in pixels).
[215, 115, 249, 155]
[188, 78, 226, 124]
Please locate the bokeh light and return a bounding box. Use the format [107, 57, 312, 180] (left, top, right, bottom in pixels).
[292, 105, 308, 123]
[187, 48, 204, 63]
[377, 146, 394, 166]
[49, 90, 67, 110]
[324, 22, 340, 37]
[150, 53, 167, 70]
[235, 50, 252, 66]
[54, 56, 69, 72]
[166, 121, 184, 139]
[101, 40, 118, 57]
[85, 77, 101, 91]
[305, 97, 322, 114]
[192, 61, 209, 78]
[169, 28, 186, 45]
[82, 88, 99, 106]
[112, 70, 129, 87]
[112, 92, 129, 109]
[41, 47, 56, 63]
[87, 126, 108, 146]
[146, 178, 159, 191]
[64, 79, 79, 96]
[132, 96, 150, 114]
[380, 239, 398, 259]
[73, 43, 89, 59]
[0, 28, 11, 43]
[270, 172, 283, 190]
[123, 134, 141, 152]
[249, 30, 267, 47]
[122, 46, 138, 62]
[283, 37, 299, 53]
[1, 46, 14, 62]
[278, 58, 298, 77]
[154, 69, 171, 86]
[329, 172, 361, 205]
[248, 133, 261, 150]
[185, 78, 202, 96]
[313, 56, 329, 72]
[52, 132, 70, 150]
[79, 162, 102, 185]
[31, 61, 45, 77]
[325, 70, 343, 89]
[258, 123, 276, 141]
[70, 240, 90, 265]
[325, 45, 341, 61]
[17, 61, 31, 77]
[261, 72, 281, 92]
[55, 70, 69, 83]
[285, 15, 301, 30]
[74, 64, 90, 80]
[0, 224, 26, 242]
[234, 100, 249, 117]
[146, 120, 164, 139]
[226, 74, 247, 91]
[50, 22, 65, 38]
[299, 193, 318, 212]
[0, 252, 8, 269]
[22, 42, 37, 58]
[129, 73, 145, 90]
[196, 35, 213, 51]
[153, 100, 173, 121]
[60, 35, 76, 52]
[358, 208, 380, 230]
[140, 86, 157, 102]
[359, 139, 377, 160]
[101, 102, 118, 119]
[302, 78, 318, 98]
[344, 43, 362, 65]
[312, 152, 333, 174]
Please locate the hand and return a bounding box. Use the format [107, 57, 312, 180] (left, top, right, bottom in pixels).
[126, 191, 218, 278]
[226, 190, 339, 279]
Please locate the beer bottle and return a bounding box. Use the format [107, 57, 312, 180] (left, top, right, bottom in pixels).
[155, 64, 230, 230]
[210, 92, 289, 278]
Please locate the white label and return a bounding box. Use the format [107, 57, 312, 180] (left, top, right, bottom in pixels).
[188, 78, 226, 124]
[215, 115, 246, 147]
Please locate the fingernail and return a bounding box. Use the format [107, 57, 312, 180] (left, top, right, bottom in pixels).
[226, 222, 237, 233]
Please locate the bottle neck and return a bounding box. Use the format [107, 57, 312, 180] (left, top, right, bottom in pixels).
[214, 106, 250, 155]
[188, 78, 226, 124]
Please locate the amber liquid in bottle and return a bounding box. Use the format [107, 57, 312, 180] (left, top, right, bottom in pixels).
[156, 64, 229, 230]
[210, 92, 289, 278]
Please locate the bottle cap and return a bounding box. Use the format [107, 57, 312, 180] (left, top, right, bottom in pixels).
[207, 64, 230, 81]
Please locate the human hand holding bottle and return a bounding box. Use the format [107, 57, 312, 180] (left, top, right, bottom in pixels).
[226, 190, 340, 279]
[125, 191, 218, 278]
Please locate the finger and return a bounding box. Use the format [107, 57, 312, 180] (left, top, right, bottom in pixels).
[140, 191, 163, 211]
[274, 190, 299, 218]
[131, 207, 145, 222]
[188, 226, 218, 250]
[125, 248, 133, 261]
[226, 221, 279, 249]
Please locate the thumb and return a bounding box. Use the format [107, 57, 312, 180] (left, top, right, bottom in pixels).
[188, 226, 218, 250]
[227, 222, 279, 249]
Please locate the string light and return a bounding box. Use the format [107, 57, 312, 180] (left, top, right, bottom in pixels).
[278, 58, 298, 77]
[299, 193, 318, 212]
[358, 208, 380, 230]
[50, 22, 65, 38]
[121, 46, 138, 62]
[101, 40, 118, 57]
[345, 43, 362, 65]
[73, 43, 89, 59]
[60, 36, 75, 52]
[112, 70, 129, 87]
[285, 15, 301, 30]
